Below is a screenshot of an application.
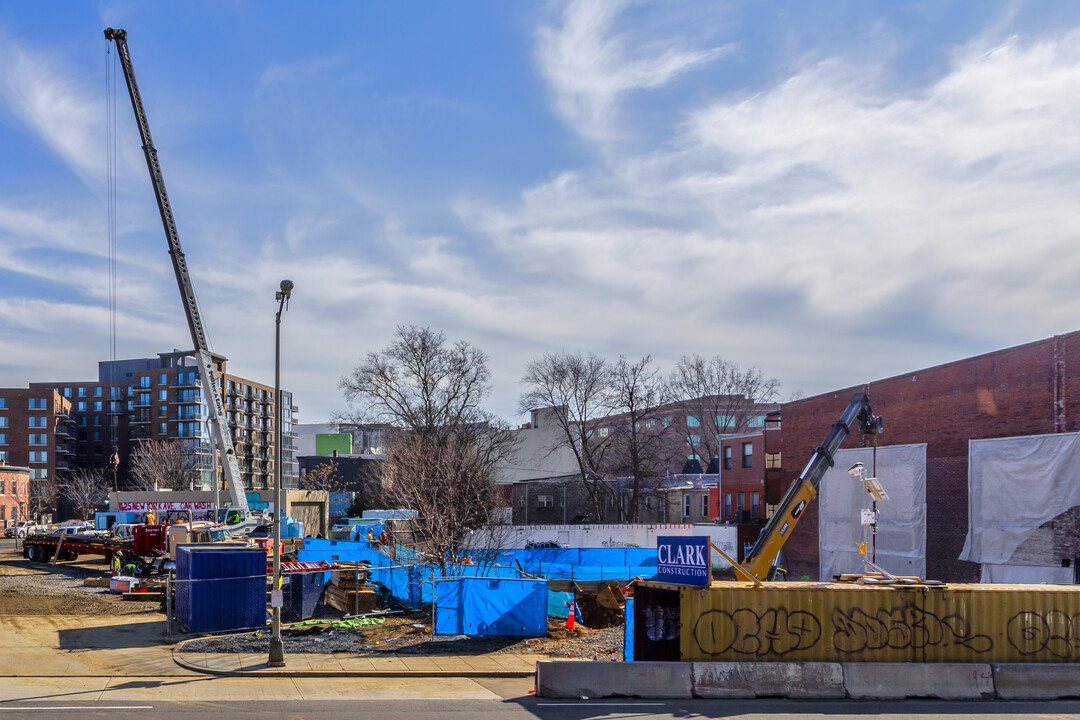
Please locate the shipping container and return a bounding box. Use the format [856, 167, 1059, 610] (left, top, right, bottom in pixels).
[175, 546, 266, 634]
[633, 580, 1080, 663]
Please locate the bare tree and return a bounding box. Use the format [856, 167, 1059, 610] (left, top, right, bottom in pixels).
[670, 355, 780, 470]
[28, 474, 59, 523]
[519, 352, 616, 521]
[129, 439, 199, 491]
[605, 356, 678, 522]
[340, 326, 517, 576]
[300, 462, 354, 493]
[63, 469, 108, 521]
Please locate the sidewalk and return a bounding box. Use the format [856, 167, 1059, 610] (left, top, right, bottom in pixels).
[173, 643, 556, 677]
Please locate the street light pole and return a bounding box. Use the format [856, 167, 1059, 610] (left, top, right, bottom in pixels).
[267, 278, 293, 668]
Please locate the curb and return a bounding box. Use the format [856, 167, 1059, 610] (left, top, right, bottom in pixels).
[171, 638, 538, 678]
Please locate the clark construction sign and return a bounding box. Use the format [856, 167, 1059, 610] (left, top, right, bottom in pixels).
[656, 535, 711, 587]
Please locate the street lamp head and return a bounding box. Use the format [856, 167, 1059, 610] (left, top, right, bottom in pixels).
[279, 279, 294, 296]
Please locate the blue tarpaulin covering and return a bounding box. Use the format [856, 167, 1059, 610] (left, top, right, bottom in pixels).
[624, 597, 634, 662]
[434, 578, 548, 637]
[461, 548, 658, 582]
[547, 590, 574, 619]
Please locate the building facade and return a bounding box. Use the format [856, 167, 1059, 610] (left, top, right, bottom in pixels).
[0, 463, 30, 527]
[779, 331, 1080, 582]
[1, 350, 297, 505]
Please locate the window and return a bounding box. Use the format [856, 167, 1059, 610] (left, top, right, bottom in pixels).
[0, 398, 6, 408]
[716, 415, 734, 430]
[159, 390, 167, 401]
[29, 416, 46, 427]
[702, 494, 709, 518]
[723, 446, 732, 470]
[644, 496, 652, 510]
[159, 423, 168, 435]
[93, 431, 101, 442]
[28, 398, 45, 409]
[537, 494, 554, 508]
[687, 415, 701, 427]
[93, 416, 101, 426]
[723, 493, 732, 519]
[0, 451, 8, 463]
[63, 388, 72, 398]
[0, 417, 8, 428]
[0, 479, 5, 494]
[597, 427, 609, 438]
[765, 452, 781, 470]
[0, 434, 7, 445]
[77, 387, 86, 397]
[737, 492, 745, 516]
[748, 415, 765, 428]
[645, 419, 655, 429]
[742, 442, 753, 468]
[95, 387, 103, 397]
[30, 468, 46, 479]
[751, 491, 760, 518]
[160, 405, 167, 416]
[78, 401, 87, 411]
[686, 435, 701, 446]
[29, 451, 47, 463]
[29, 434, 48, 445]
[662, 416, 672, 428]
[140, 376, 152, 389]
[160, 374, 167, 385]
[682, 494, 691, 518]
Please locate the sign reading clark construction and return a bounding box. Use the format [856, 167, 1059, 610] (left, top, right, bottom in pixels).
[118, 501, 214, 512]
[656, 535, 711, 587]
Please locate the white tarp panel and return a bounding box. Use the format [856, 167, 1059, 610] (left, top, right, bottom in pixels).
[980, 563, 1074, 584]
[961, 431, 1080, 565]
[818, 445, 927, 581]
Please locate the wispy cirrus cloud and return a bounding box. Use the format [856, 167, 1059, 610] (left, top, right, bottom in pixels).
[0, 36, 103, 186]
[535, 0, 732, 144]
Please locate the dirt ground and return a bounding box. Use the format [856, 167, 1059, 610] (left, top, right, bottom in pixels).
[0, 541, 157, 617]
[0, 540, 626, 659]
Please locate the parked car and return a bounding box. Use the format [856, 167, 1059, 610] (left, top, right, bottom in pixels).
[8, 521, 37, 538]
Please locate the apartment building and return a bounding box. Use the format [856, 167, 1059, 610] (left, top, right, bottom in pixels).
[1, 350, 297, 498]
[0, 463, 31, 527]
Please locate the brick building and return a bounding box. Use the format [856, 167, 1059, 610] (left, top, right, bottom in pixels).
[0, 463, 30, 528]
[779, 332, 1080, 582]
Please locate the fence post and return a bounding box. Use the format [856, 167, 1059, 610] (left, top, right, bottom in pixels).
[165, 572, 173, 640]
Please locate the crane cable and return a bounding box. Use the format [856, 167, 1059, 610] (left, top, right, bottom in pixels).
[106, 41, 119, 490]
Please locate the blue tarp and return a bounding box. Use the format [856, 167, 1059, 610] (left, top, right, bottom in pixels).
[624, 597, 634, 662]
[461, 548, 658, 582]
[548, 590, 574, 619]
[434, 577, 549, 637]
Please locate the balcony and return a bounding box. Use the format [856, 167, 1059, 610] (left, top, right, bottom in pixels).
[174, 377, 201, 389]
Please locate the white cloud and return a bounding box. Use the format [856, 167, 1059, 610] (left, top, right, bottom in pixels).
[0, 38, 103, 185]
[536, 0, 731, 143]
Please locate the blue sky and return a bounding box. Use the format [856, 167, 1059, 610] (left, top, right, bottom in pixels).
[2, 1, 1080, 424]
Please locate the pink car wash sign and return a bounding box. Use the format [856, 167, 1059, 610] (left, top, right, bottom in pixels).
[118, 501, 214, 512]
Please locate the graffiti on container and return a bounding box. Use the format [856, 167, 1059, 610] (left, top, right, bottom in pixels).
[643, 604, 680, 642]
[693, 607, 821, 657]
[832, 606, 992, 654]
[1007, 611, 1080, 658]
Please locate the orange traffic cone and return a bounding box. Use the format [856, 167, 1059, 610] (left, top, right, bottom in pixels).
[565, 602, 576, 630]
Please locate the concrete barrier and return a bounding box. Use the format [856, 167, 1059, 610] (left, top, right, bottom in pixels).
[536, 661, 692, 699]
[536, 661, 1080, 699]
[992, 664, 1080, 699]
[693, 662, 844, 699]
[843, 663, 994, 700]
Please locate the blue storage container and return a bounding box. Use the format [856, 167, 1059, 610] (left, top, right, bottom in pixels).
[175, 546, 266, 634]
[282, 569, 326, 622]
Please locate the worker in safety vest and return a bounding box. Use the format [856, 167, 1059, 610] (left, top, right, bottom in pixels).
[147, 511, 156, 525]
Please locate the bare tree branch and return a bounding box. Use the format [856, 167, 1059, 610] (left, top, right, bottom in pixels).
[129, 439, 199, 491]
[63, 469, 108, 521]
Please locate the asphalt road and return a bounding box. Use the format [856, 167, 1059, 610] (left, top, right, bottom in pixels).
[3, 695, 1080, 720]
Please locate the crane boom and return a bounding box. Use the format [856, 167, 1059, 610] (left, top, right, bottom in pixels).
[742, 392, 883, 581]
[104, 28, 249, 516]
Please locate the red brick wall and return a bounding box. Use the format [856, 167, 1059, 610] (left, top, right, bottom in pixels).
[779, 332, 1080, 582]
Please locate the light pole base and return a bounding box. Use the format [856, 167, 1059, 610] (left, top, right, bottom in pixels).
[268, 638, 285, 667]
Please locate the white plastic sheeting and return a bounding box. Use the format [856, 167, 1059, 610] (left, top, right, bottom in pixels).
[980, 563, 1074, 584]
[818, 445, 927, 581]
[961, 431, 1080, 565]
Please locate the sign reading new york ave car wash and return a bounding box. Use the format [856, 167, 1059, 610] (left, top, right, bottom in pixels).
[656, 535, 711, 587]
